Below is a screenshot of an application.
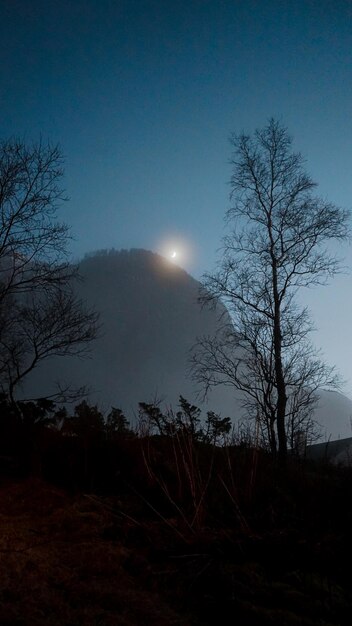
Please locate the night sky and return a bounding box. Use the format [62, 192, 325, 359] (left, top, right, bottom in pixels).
[1, 0, 352, 395]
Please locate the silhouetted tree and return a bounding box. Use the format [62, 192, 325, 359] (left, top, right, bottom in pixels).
[193, 120, 349, 461]
[176, 396, 201, 437]
[203, 411, 231, 445]
[138, 401, 173, 436]
[0, 139, 98, 405]
[62, 401, 105, 485]
[105, 407, 132, 437]
[64, 401, 105, 439]
[139, 396, 230, 445]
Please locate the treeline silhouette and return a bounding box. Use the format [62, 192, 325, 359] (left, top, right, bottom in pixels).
[0, 395, 233, 498]
[0, 393, 349, 530]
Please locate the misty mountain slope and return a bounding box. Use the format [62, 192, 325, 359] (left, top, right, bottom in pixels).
[313, 390, 352, 441]
[22, 248, 352, 440]
[23, 249, 239, 418]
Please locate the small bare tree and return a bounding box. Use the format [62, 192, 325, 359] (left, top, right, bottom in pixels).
[0, 138, 98, 404]
[192, 120, 349, 461]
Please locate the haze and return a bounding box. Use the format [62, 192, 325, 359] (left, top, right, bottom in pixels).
[1, 0, 351, 393]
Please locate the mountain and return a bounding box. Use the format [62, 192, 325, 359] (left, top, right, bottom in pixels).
[21, 248, 352, 440]
[22, 249, 239, 418]
[313, 390, 352, 441]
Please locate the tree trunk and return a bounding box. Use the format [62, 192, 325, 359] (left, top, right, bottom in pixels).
[271, 259, 288, 462]
[269, 416, 277, 456]
[273, 316, 287, 461]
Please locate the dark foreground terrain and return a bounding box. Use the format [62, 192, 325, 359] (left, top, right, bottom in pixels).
[1, 434, 352, 625]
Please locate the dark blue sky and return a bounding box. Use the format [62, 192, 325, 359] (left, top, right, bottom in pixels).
[1, 0, 352, 393]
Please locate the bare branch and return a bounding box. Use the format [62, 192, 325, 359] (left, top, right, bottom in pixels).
[0, 138, 98, 402]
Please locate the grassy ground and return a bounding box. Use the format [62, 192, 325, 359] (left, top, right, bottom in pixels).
[0, 441, 352, 624]
[0, 478, 186, 625]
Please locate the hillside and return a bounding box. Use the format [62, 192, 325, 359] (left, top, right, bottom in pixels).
[0, 448, 352, 625]
[23, 249, 239, 418]
[22, 248, 352, 441]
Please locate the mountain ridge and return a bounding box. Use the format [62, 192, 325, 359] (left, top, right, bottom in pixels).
[23, 248, 239, 418]
[22, 248, 352, 441]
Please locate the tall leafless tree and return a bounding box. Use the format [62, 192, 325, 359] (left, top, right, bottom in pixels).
[0, 138, 98, 404]
[192, 120, 350, 461]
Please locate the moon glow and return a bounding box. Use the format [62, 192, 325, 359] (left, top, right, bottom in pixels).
[158, 238, 192, 268]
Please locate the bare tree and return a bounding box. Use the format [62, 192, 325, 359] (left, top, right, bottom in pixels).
[194, 314, 338, 455]
[192, 120, 350, 461]
[0, 138, 98, 404]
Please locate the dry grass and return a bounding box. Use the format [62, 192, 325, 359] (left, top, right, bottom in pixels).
[0, 447, 351, 625]
[0, 478, 187, 625]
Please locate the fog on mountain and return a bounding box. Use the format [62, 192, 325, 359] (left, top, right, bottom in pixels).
[21, 248, 352, 442]
[22, 249, 239, 419]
